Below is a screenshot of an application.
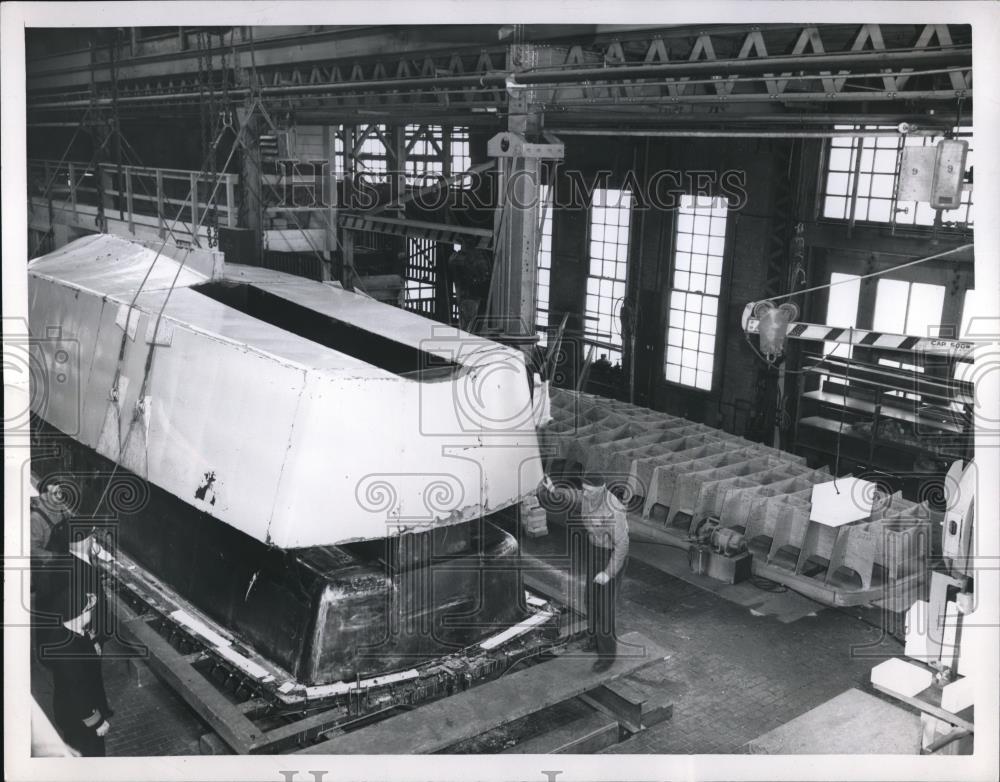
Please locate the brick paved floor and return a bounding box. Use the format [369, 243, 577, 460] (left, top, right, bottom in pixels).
[31, 524, 902, 756]
[524, 525, 902, 755]
[599, 556, 899, 754]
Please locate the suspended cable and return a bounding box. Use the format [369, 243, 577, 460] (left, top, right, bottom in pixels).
[90, 115, 251, 519]
[33, 105, 95, 203]
[758, 243, 972, 305]
[29, 123, 118, 257]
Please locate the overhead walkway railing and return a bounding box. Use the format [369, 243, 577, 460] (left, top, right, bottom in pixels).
[27, 158, 239, 247]
[28, 157, 495, 258]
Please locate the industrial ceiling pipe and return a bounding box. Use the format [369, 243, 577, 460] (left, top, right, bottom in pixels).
[27, 85, 970, 112]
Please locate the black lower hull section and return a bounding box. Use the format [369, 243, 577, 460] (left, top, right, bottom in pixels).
[31, 420, 527, 684]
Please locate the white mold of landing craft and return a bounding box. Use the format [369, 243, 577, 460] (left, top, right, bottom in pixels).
[28, 234, 543, 548]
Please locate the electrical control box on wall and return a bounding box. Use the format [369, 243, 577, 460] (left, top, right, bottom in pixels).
[929, 139, 969, 210]
[897, 138, 969, 210]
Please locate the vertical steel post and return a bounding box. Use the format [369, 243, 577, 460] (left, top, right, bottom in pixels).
[68, 161, 78, 218]
[490, 154, 542, 337]
[156, 169, 165, 239]
[319, 125, 335, 281]
[190, 171, 201, 246]
[236, 103, 263, 264]
[125, 167, 135, 234]
[226, 174, 236, 227]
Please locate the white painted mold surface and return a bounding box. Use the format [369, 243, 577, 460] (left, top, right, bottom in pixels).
[29, 235, 543, 548]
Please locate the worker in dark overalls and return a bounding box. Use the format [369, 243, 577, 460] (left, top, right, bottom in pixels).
[542, 474, 629, 671]
[45, 522, 117, 657]
[36, 587, 112, 757]
[447, 238, 493, 331]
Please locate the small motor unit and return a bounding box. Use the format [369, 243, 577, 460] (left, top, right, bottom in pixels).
[688, 518, 752, 584]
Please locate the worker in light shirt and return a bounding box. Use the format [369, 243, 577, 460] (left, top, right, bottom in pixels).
[541, 473, 629, 671]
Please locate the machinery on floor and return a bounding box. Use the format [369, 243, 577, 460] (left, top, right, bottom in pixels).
[542, 388, 936, 607]
[869, 457, 976, 755]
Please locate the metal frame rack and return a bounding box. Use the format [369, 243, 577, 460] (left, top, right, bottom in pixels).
[104, 546, 673, 754]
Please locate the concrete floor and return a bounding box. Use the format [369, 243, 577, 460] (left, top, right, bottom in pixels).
[32, 524, 904, 756]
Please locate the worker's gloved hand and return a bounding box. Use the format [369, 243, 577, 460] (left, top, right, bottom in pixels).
[95, 720, 110, 738]
[594, 571, 610, 586]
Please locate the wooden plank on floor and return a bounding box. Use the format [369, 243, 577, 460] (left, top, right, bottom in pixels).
[605, 701, 675, 753]
[641, 699, 674, 729]
[122, 617, 262, 754]
[500, 710, 620, 754]
[300, 631, 670, 755]
[256, 703, 350, 754]
[602, 677, 650, 706]
[579, 679, 648, 734]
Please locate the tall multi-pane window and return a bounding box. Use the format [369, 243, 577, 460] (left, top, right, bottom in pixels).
[536, 184, 553, 345]
[404, 238, 437, 315]
[823, 125, 974, 226]
[664, 195, 728, 391]
[585, 188, 632, 366]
